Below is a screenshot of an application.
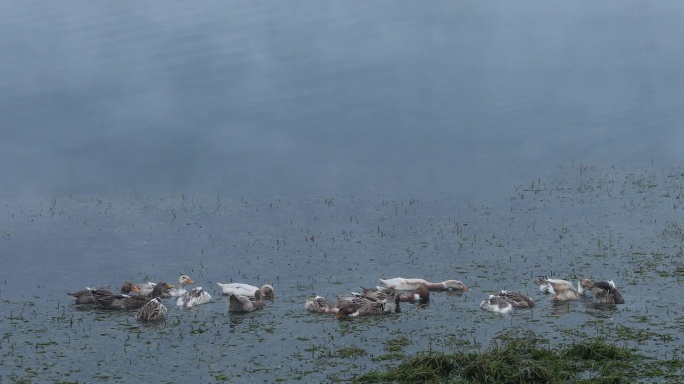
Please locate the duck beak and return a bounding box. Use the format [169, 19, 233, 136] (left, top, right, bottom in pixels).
[186, 279, 195, 284]
[462, 286, 469, 291]
[131, 285, 141, 293]
[336, 311, 343, 319]
[167, 284, 174, 289]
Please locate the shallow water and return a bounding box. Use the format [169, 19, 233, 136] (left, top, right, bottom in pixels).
[2, 165, 684, 382]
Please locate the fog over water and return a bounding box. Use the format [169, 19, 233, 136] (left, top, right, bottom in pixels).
[1, 1, 683, 203]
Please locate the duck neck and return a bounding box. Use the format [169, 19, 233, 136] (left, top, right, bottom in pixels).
[424, 282, 446, 291]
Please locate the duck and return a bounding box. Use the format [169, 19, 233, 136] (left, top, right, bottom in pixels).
[228, 290, 267, 312]
[336, 289, 402, 318]
[480, 294, 514, 314]
[379, 277, 468, 292]
[68, 282, 140, 305]
[497, 290, 535, 308]
[535, 277, 580, 301]
[139, 275, 195, 297]
[358, 285, 430, 304]
[306, 288, 402, 318]
[216, 282, 275, 300]
[94, 282, 174, 310]
[305, 296, 339, 315]
[136, 298, 168, 322]
[579, 279, 625, 304]
[176, 287, 211, 308]
[335, 292, 401, 319]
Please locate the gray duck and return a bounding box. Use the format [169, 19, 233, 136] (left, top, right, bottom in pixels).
[335, 289, 401, 319]
[580, 279, 625, 304]
[136, 298, 168, 322]
[497, 290, 534, 308]
[304, 295, 338, 314]
[94, 282, 173, 310]
[68, 282, 140, 305]
[228, 289, 266, 312]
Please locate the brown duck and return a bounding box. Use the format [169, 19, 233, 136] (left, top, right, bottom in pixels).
[94, 282, 173, 310]
[68, 282, 141, 305]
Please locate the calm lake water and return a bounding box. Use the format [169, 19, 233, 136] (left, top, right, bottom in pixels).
[2, 1, 684, 382]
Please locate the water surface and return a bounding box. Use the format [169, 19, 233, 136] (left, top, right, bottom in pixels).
[2, 1, 684, 382]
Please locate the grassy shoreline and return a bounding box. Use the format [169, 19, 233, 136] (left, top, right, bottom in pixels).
[353, 332, 683, 383]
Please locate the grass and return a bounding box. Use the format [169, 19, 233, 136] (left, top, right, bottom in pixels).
[353, 334, 680, 383]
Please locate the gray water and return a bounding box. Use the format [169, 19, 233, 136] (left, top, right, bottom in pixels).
[2, 1, 684, 382]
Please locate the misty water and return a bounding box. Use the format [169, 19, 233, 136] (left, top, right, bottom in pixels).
[2, 1, 684, 382]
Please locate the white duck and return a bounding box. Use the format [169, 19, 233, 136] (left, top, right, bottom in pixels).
[379, 277, 468, 292]
[176, 287, 211, 308]
[216, 282, 275, 300]
[139, 275, 195, 297]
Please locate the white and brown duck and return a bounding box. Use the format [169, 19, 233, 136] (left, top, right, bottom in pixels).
[535, 277, 580, 301]
[480, 290, 534, 314]
[480, 294, 514, 314]
[379, 277, 468, 292]
[359, 285, 430, 304]
[217, 282, 275, 300]
[176, 287, 212, 308]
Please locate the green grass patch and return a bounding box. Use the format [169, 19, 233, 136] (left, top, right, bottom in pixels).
[353, 335, 679, 383]
[336, 346, 368, 358]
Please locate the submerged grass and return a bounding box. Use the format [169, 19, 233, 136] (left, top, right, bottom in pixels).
[354, 335, 678, 383]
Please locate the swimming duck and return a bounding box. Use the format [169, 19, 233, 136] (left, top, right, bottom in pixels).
[136, 298, 168, 322]
[94, 282, 173, 310]
[68, 282, 140, 305]
[480, 294, 514, 314]
[336, 288, 402, 318]
[579, 279, 625, 304]
[176, 287, 211, 308]
[228, 290, 267, 312]
[497, 290, 535, 308]
[379, 277, 468, 291]
[335, 292, 401, 319]
[535, 277, 580, 301]
[139, 275, 195, 297]
[358, 285, 430, 304]
[216, 282, 275, 300]
[305, 296, 339, 314]
[306, 288, 401, 318]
